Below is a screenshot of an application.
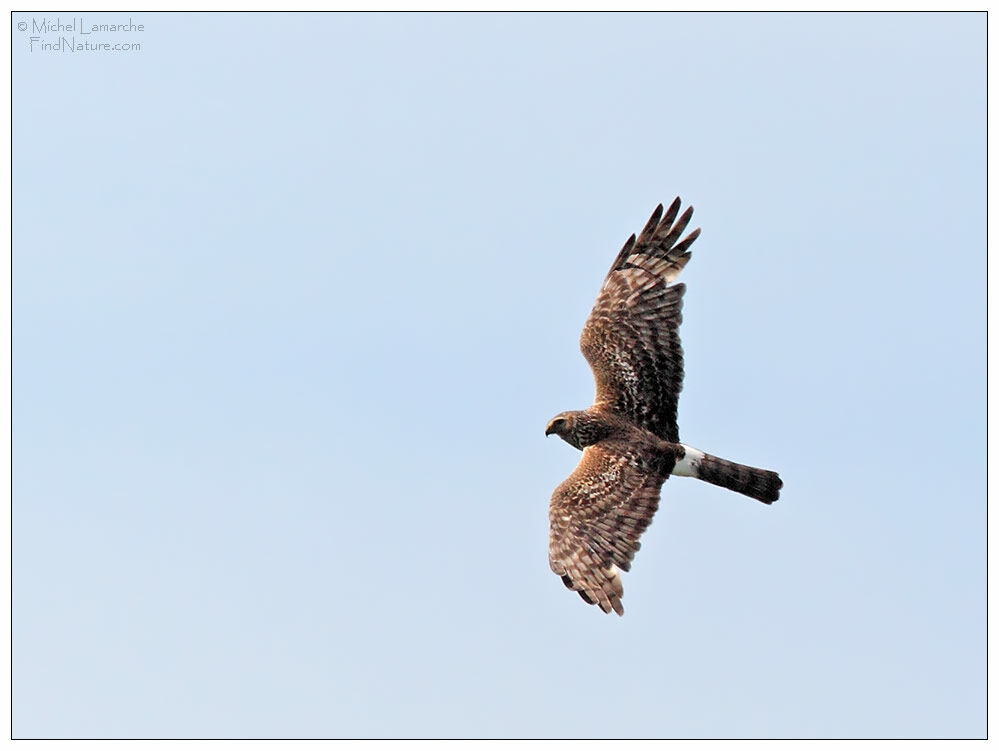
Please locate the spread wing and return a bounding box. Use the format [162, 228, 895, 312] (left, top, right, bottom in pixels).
[548, 442, 671, 615]
[580, 199, 700, 443]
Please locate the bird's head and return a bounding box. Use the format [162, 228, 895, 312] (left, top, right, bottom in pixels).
[545, 411, 586, 448]
[545, 412, 573, 437]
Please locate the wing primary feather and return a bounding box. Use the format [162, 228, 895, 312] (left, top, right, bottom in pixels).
[658, 197, 682, 236]
[636, 204, 664, 245]
[609, 233, 637, 274]
[657, 205, 695, 249]
[672, 228, 700, 255]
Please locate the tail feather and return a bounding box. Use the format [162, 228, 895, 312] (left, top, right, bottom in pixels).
[695, 452, 782, 504]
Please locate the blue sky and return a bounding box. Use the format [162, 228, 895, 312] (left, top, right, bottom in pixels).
[12, 11, 984, 739]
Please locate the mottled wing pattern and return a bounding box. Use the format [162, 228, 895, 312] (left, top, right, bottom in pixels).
[549, 441, 671, 615]
[580, 199, 699, 443]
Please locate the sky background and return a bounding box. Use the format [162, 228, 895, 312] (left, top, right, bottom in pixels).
[12, 11, 985, 739]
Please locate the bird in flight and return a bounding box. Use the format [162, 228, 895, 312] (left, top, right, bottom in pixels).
[545, 198, 782, 615]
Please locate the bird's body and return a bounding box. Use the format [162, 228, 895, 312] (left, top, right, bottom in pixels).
[546, 199, 782, 616]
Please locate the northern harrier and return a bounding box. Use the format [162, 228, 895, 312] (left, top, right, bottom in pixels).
[546, 198, 782, 615]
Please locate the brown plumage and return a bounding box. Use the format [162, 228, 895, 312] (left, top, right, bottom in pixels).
[546, 199, 782, 616]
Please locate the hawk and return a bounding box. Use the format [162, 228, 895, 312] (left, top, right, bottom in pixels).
[546, 198, 782, 615]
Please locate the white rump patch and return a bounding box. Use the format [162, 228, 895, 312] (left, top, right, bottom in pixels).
[672, 445, 705, 477]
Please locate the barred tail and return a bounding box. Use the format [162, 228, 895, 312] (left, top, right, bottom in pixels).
[674, 445, 782, 504]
